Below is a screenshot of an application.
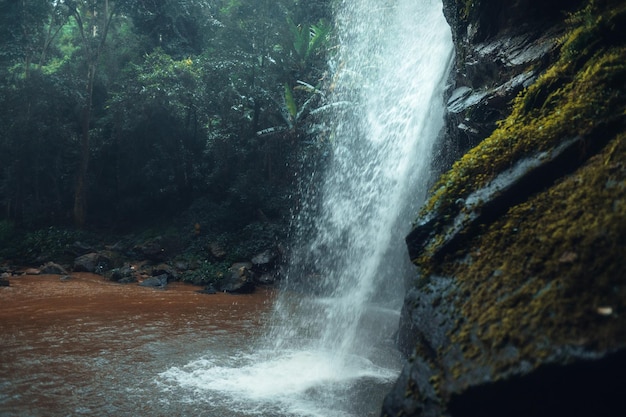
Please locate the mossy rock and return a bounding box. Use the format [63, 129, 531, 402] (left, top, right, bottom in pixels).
[447, 130, 626, 374]
[387, 1, 626, 416]
[412, 1, 626, 272]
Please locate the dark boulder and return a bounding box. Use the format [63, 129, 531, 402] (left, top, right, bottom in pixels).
[138, 274, 168, 288]
[151, 263, 178, 282]
[73, 253, 98, 273]
[73, 251, 119, 274]
[251, 249, 279, 270]
[219, 262, 255, 293]
[197, 284, 218, 295]
[251, 248, 281, 285]
[445, 69, 538, 152]
[254, 271, 279, 286]
[208, 242, 227, 260]
[132, 237, 167, 261]
[445, 349, 626, 417]
[69, 241, 94, 256]
[107, 265, 137, 283]
[39, 262, 69, 275]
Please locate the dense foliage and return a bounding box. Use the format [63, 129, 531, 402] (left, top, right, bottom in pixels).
[0, 0, 332, 257]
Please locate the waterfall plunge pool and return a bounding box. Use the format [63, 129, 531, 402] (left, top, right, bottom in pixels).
[0, 274, 400, 417]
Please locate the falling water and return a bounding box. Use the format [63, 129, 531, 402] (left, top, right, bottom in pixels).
[161, 0, 453, 415]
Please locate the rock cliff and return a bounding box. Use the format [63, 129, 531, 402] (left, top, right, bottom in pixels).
[383, 0, 626, 416]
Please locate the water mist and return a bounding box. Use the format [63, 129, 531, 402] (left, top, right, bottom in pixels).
[160, 1, 453, 415]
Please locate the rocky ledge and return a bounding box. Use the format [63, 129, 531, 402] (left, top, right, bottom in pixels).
[383, 0, 626, 416]
[1, 236, 283, 294]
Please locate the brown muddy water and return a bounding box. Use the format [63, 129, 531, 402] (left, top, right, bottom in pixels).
[0, 273, 274, 417]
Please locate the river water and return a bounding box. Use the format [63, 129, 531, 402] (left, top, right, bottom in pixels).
[0, 274, 275, 417]
[0, 274, 394, 417]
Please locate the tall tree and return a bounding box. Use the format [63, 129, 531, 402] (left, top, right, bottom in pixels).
[67, 0, 117, 227]
[0, 0, 75, 224]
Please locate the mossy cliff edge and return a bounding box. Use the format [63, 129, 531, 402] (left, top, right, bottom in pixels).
[382, 1, 626, 416]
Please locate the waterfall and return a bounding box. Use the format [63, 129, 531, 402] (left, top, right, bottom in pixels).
[160, 1, 453, 415]
[274, 0, 454, 358]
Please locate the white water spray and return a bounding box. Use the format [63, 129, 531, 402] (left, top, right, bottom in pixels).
[160, 1, 453, 415]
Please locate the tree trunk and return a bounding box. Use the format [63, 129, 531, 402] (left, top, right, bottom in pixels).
[74, 64, 95, 228]
[71, 1, 115, 228]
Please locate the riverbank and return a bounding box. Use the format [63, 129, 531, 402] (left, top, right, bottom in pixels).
[0, 273, 275, 325]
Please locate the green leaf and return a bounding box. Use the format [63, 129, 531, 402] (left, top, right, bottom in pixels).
[306, 19, 331, 61]
[284, 82, 297, 121]
[288, 17, 308, 59]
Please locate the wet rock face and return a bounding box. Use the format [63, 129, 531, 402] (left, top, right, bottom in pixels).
[384, 1, 626, 416]
[437, 0, 585, 168]
[445, 349, 626, 417]
[443, 0, 579, 47]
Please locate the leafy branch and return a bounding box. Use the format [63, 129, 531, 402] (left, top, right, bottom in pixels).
[257, 80, 326, 137]
[288, 18, 331, 69]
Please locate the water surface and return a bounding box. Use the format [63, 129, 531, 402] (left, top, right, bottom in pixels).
[0, 274, 273, 417]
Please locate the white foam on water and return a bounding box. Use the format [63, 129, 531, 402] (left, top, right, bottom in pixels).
[159, 349, 397, 417]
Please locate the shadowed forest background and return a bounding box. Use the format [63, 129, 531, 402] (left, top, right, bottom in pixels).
[0, 0, 332, 267]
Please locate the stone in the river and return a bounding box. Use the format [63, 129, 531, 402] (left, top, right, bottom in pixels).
[107, 265, 136, 283]
[138, 274, 168, 288]
[73, 251, 118, 274]
[219, 262, 255, 293]
[197, 284, 218, 295]
[39, 262, 69, 275]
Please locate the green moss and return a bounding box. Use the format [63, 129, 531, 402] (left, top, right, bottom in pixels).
[416, 1, 626, 270]
[407, 1, 626, 381]
[458, 0, 476, 21]
[448, 131, 626, 373]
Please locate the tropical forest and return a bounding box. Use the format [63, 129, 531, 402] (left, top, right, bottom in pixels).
[0, 0, 330, 273]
